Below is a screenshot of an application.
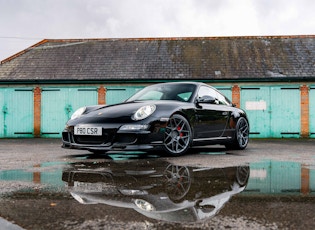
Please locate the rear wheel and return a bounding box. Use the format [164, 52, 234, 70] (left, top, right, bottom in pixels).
[226, 117, 249, 150]
[163, 114, 192, 156]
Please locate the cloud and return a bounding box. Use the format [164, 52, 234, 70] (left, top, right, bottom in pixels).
[0, 0, 314, 60]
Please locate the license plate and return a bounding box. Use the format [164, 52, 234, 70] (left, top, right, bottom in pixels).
[74, 126, 102, 136]
[74, 182, 103, 192]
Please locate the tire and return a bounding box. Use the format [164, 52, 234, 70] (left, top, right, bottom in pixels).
[226, 117, 249, 150]
[163, 114, 192, 156]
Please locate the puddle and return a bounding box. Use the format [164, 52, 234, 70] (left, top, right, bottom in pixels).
[62, 159, 250, 223]
[0, 162, 67, 195]
[0, 157, 314, 229]
[245, 160, 315, 195]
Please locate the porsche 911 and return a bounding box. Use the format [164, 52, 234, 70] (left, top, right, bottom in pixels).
[62, 82, 249, 156]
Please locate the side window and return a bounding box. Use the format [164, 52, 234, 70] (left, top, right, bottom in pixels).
[216, 92, 230, 105]
[198, 86, 217, 100]
[198, 86, 231, 105]
[177, 92, 192, 102]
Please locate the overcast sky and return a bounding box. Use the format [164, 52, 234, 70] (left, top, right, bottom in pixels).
[1, 0, 314, 61]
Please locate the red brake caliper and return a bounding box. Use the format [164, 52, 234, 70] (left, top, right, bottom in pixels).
[177, 126, 183, 137]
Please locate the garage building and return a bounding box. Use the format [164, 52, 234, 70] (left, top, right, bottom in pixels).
[0, 35, 314, 138]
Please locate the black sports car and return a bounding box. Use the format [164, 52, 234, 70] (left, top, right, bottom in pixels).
[62, 82, 249, 156]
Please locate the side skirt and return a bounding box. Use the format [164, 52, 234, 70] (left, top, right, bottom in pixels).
[192, 136, 232, 146]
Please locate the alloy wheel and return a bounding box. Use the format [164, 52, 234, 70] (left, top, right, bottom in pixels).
[164, 114, 192, 156]
[236, 117, 249, 149]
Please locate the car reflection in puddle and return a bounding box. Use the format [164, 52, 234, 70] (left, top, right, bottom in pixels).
[62, 159, 250, 223]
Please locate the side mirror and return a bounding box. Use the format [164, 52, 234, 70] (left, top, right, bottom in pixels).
[196, 95, 216, 104]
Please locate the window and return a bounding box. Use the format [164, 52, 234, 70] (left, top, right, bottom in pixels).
[216, 92, 230, 105]
[177, 92, 193, 102]
[197, 86, 231, 105]
[138, 90, 163, 100]
[198, 86, 217, 100]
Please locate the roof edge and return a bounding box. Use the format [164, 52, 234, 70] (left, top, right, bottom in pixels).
[1, 39, 50, 64]
[1, 77, 315, 85]
[35, 34, 315, 43]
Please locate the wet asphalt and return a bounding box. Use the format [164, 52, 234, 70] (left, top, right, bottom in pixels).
[0, 138, 314, 229]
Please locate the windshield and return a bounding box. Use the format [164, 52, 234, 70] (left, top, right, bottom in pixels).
[126, 83, 197, 102]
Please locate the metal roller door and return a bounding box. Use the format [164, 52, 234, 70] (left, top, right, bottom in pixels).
[41, 87, 98, 137]
[0, 88, 33, 138]
[106, 86, 144, 105]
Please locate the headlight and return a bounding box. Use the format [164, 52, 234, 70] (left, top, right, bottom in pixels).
[71, 107, 86, 120]
[132, 105, 156, 121]
[135, 199, 155, 211]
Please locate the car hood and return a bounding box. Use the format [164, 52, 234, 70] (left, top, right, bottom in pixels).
[67, 100, 187, 125]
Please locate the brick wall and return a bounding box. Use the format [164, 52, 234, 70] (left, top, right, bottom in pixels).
[33, 87, 41, 137]
[232, 85, 241, 108]
[300, 85, 309, 137]
[98, 85, 106, 105]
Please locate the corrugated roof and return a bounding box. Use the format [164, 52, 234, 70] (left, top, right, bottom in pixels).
[0, 35, 314, 82]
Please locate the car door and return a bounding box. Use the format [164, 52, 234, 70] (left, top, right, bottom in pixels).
[194, 86, 230, 139]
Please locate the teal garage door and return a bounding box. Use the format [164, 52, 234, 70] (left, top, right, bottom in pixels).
[41, 88, 98, 137]
[310, 87, 315, 138]
[0, 88, 33, 138]
[270, 87, 300, 138]
[241, 86, 300, 138]
[106, 86, 144, 105]
[241, 87, 271, 138]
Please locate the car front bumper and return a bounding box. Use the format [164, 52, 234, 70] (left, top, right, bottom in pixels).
[61, 121, 167, 152]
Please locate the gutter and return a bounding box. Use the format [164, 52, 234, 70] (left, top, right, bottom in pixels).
[1, 77, 315, 85]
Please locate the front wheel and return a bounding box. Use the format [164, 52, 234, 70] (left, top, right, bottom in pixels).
[226, 117, 249, 150]
[163, 114, 192, 156]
